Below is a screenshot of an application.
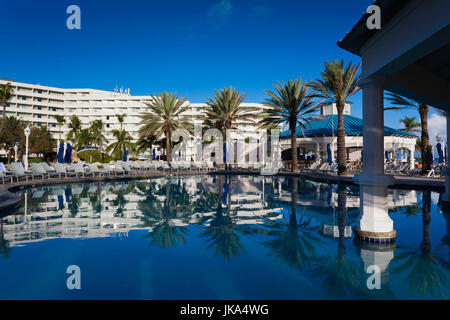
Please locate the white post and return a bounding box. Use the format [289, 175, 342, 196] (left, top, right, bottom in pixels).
[14, 144, 18, 163]
[441, 113, 450, 209]
[353, 78, 395, 241]
[24, 126, 31, 170]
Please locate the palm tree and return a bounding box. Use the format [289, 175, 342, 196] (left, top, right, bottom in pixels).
[310, 60, 361, 176]
[52, 115, 66, 147]
[260, 78, 321, 172]
[105, 129, 134, 160]
[139, 92, 191, 163]
[386, 93, 434, 174]
[0, 83, 14, 134]
[90, 119, 107, 160]
[67, 115, 82, 147]
[76, 128, 94, 149]
[134, 135, 156, 159]
[116, 114, 127, 131]
[202, 86, 255, 133]
[399, 116, 421, 134]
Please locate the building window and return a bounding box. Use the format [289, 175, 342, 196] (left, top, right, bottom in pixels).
[106, 116, 110, 120]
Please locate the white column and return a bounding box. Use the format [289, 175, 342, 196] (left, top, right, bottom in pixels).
[441, 113, 450, 206]
[353, 78, 395, 239]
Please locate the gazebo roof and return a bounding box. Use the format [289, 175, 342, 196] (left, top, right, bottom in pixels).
[279, 115, 417, 138]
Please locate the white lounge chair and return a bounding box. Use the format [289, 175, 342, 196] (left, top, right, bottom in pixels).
[0, 170, 13, 184]
[30, 163, 59, 179]
[87, 164, 108, 177]
[52, 163, 76, 178]
[10, 163, 39, 181]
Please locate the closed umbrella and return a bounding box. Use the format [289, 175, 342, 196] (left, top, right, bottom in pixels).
[385, 151, 389, 161]
[437, 143, 444, 163]
[57, 142, 64, 163]
[222, 182, 229, 205]
[123, 147, 127, 162]
[152, 149, 156, 160]
[64, 143, 72, 164]
[223, 142, 227, 163]
[327, 144, 332, 164]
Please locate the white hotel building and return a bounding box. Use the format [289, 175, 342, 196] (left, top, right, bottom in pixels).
[0, 78, 267, 159]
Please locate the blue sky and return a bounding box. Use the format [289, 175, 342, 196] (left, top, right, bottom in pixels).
[0, 0, 444, 137]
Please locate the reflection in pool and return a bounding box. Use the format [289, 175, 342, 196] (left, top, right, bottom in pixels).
[0, 175, 449, 299]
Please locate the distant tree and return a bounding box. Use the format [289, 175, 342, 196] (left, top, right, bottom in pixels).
[0, 83, 14, 134]
[399, 116, 421, 134]
[260, 78, 321, 172]
[21, 125, 55, 155]
[105, 129, 134, 160]
[67, 115, 82, 147]
[139, 93, 191, 163]
[76, 128, 95, 149]
[116, 114, 127, 131]
[52, 114, 66, 146]
[90, 119, 107, 159]
[310, 60, 361, 176]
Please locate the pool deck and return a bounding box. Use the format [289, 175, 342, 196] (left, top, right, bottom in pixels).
[0, 169, 445, 212]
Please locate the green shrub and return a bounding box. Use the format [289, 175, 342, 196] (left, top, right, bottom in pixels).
[29, 157, 45, 163]
[77, 150, 112, 163]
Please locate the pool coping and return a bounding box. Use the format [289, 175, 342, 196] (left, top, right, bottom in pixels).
[0, 169, 445, 212]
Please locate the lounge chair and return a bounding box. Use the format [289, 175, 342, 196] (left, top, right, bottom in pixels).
[10, 163, 40, 181]
[117, 162, 137, 175]
[52, 163, 76, 178]
[17, 162, 32, 174]
[73, 163, 95, 178]
[0, 171, 13, 184]
[30, 163, 59, 179]
[87, 164, 108, 177]
[40, 162, 56, 173]
[103, 163, 123, 175]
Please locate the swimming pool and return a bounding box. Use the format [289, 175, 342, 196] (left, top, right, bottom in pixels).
[0, 175, 449, 299]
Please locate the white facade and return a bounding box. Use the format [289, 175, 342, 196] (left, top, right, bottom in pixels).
[0, 78, 267, 158]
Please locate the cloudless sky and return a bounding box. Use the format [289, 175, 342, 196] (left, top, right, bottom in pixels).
[0, 0, 444, 137]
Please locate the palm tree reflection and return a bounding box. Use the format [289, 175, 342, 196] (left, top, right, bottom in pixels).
[199, 175, 247, 261]
[139, 180, 193, 248]
[310, 184, 362, 298]
[262, 177, 324, 271]
[392, 191, 450, 298]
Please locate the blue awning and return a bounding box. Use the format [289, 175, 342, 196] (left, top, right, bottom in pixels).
[279, 115, 417, 138]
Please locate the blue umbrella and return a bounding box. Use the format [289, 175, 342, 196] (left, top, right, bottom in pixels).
[57, 142, 64, 163]
[57, 194, 64, 210]
[65, 185, 72, 202]
[437, 143, 444, 163]
[178, 150, 181, 161]
[64, 143, 72, 163]
[327, 184, 333, 205]
[123, 147, 127, 161]
[152, 149, 156, 160]
[223, 142, 227, 163]
[222, 182, 229, 205]
[327, 144, 332, 164]
[385, 151, 389, 161]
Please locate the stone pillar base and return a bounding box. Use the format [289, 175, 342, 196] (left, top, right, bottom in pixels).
[353, 174, 396, 242]
[353, 227, 396, 243]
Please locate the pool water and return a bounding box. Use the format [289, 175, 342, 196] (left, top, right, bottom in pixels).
[0, 175, 449, 300]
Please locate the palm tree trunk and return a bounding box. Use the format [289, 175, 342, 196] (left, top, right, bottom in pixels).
[419, 105, 431, 175]
[99, 129, 103, 162]
[290, 121, 298, 172]
[337, 102, 347, 176]
[337, 184, 347, 249]
[165, 129, 172, 163]
[290, 177, 298, 227]
[421, 190, 431, 254]
[0, 101, 6, 133]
